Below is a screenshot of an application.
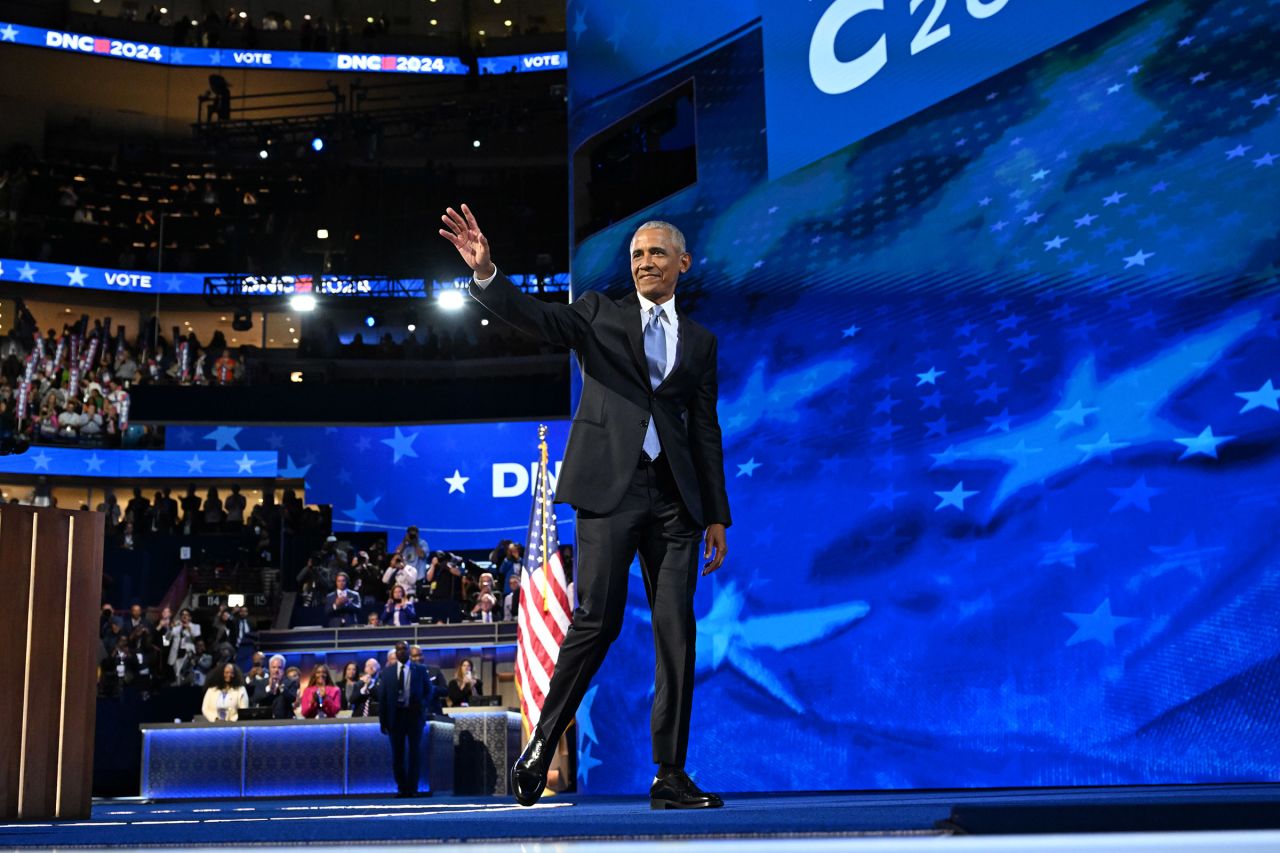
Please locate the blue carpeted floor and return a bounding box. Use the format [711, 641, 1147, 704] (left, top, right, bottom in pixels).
[1, 785, 1277, 847]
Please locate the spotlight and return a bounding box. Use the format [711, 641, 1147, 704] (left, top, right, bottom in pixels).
[504, 19, 512, 26]
[311, 137, 325, 152]
[364, 315, 376, 328]
[407, 323, 417, 332]
[437, 290, 465, 311]
[481, 318, 489, 326]
[258, 148, 269, 160]
[290, 294, 318, 312]
[472, 139, 481, 148]
[316, 228, 329, 240]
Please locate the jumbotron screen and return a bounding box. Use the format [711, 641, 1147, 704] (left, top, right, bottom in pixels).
[565, 0, 1280, 793]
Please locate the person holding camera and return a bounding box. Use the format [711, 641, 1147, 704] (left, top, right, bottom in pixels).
[447, 658, 479, 707]
[395, 526, 428, 578]
[382, 553, 418, 603]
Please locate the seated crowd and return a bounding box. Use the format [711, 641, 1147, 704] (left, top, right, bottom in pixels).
[297, 527, 573, 628]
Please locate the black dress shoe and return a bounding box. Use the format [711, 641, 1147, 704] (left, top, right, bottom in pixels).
[649, 769, 723, 810]
[510, 734, 551, 806]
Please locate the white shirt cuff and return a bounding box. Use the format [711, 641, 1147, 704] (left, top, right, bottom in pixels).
[473, 266, 498, 288]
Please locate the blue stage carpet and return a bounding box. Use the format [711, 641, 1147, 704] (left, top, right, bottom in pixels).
[0, 785, 1276, 848]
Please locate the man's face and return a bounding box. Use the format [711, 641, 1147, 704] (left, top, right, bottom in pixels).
[130, 605, 142, 619]
[335, 575, 347, 590]
[508, 575, 520, 590]
[630, 228, 690, 303]
[410, 647, 423, 663]
[269, 658, 282, 679]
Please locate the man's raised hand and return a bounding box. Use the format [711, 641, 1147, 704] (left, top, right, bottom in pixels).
[439, 204, 495, 279]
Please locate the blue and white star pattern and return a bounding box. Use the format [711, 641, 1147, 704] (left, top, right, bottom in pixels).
[565, 0, 1280, 794]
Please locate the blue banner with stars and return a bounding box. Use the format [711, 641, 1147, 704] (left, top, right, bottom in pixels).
[567, 0, 1280, 793]
[162, 421, 573, 548]
[0, 19, 468, 74]
[0, 447, 277, 478]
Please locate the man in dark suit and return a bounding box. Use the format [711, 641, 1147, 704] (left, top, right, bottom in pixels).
[325, 572, 362, 627]
[377, 640, 430, 797]
[440, 205, 730, 809]
[251, 654, 299, 719]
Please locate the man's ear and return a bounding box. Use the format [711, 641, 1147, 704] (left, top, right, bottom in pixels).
[680, 252, 692, 273]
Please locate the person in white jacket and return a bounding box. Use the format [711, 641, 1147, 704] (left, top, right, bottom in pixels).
[382, 553, 419, 602]
[202, 663, 250, 722]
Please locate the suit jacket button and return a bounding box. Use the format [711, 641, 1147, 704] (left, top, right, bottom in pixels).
[640, 419, 648, 428]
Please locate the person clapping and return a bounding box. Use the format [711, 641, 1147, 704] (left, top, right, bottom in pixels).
[325, 572, 362, 627]
[381, 584, 417, 626]
[299, 664, 342, 719]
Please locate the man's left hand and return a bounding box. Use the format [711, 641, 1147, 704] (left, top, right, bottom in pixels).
[702, 524, 727, 576]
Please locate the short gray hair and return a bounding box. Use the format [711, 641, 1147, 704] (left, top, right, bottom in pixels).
[269, 654, 286, 667]
[633, 220, 687, 254]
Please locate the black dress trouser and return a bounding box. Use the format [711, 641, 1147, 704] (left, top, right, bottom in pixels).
[387, 717, 422, 794]
[534, 453, 703, 768]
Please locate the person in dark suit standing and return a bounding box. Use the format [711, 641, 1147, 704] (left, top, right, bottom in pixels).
[325, 572, 362, 627]
[251, 654, 299, 719]
[377, 640, 429, 797]
[440, 205, 730, 810]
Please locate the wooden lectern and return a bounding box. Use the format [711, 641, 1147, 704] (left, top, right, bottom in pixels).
[0, 504, 104, 821]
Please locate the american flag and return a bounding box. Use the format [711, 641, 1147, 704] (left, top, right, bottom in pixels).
[514, 424, 573, 739]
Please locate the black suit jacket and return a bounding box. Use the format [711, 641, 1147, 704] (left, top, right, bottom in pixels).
[470, 273, 731, 528]
[376, 661, 429, 732]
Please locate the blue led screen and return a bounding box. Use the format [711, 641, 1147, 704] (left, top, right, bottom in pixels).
[565, 0, 1280, 793]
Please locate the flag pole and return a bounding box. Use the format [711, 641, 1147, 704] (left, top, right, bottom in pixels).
[538, 424, 551, 613]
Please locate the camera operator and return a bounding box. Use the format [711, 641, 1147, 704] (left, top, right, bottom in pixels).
[394, 526, 428, 578]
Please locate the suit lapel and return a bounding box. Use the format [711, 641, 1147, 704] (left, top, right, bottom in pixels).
[619, 292, 650, 384]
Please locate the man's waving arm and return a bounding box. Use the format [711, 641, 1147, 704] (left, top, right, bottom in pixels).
[439, 204, 596, 349]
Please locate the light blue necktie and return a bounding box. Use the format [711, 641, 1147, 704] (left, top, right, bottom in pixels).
[642, 306, 667, 460]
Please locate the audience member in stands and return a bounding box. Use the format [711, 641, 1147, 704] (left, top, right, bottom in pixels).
[167, 608, 201, 685]
[337, 661, 360, 707]
[180, 486, 202, 534]
[382, 553, 418, 603]
[190, 639, 215, 686]
[252, 654, 299, 719]
[202, 663, 249, 722]
[100, 603, 124, 641]
[130, 628, 160, 697]
[377, 640, 429, 797]
[381, 584, 417, 627]
[245, 651, 267, 692]
[299, 664, 342, 719]
[472, 592, 498, 623]
[125, 603, 152, 636]
[212, 609, 237, 661]
[102, 634, 135, 698]
[503, 574, 520, 622]
[497, 541, 523, 589]
[425, 552, 463, 603]
[366, 612, 381, 626]
[351, 550, 384, 602]
[395, 526, 429, 578]
[447, 659, 479, 707]
[325, 571, 362, 627]
[224, 484, 246, 531]
[348, 658, 380, 717]
[203, 488, 224, 531]
[231, 606, 254, 650]
[125, 488, 150, 532]
[97, 490, 122, 534]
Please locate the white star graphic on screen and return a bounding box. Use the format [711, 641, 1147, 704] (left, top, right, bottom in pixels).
[1174, 426, 1234, 460]
[66, 266, 88, 286]
[1074, 213, 1098, 228]
[1031, 168, 1050, 180]
[916, 366, 945, 386]
[934, 481, 977, 511]
[381, 426, 420, 464]
[1063, 598, 1136, 648]
[185, 454, 206, 473]
[1252, 93, 1275, 109]
[1077, 432, 1130, 463]
[1225, 144, 1251, 160]
[444, 469, 469, 493]
[135, 454, 155, 473]
[17, 262, 36, 281]
[32, 450, 52, 471]
[1044, 236, 1068, 251]
[1102, 191, 1126, 206]
[235, 454, 257, 473]
[1254, 153, 1277, 168]
[0, 24, 17, 41]
[1236, 379, 1279, 413]
[736, 458, 761, 477]
[85, 453, 105, 473]
[841, 323, 861, 339]
[1123, 249, 1155, 268]
[1053, 400, 1099, 428]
